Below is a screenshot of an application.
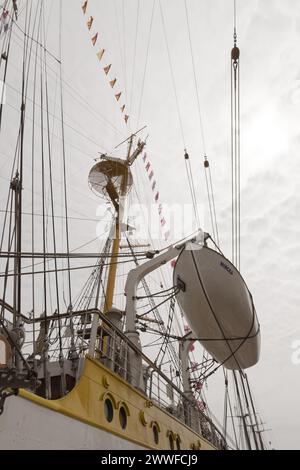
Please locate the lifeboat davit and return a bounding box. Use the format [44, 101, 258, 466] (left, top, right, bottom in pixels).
[174, 244, 260, 370]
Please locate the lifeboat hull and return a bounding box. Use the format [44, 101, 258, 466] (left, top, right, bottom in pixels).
[174, 245, 260, 370]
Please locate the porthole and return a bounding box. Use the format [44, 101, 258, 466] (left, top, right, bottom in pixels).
[176, 436, 181, 450]
[104, 398, 114, 423]
[153, 424, 159, 444]
[169, 433, 174, 450]
[119, 406, 127, 429]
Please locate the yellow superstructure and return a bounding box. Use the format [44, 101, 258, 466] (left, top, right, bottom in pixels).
[20, 355, 215, 450]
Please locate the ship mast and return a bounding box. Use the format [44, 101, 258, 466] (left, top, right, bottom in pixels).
[87, 129, 145, 353]
[104, 133, 144, 311]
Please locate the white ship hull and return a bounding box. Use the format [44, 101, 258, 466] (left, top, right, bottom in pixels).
[0, 395, 144, 450]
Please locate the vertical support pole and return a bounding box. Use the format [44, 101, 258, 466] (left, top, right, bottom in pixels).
[104, 215, 120, 312]
[245, 373, 265, 449]
[232, 370, 252, 449]
[11, 172, 22, 370]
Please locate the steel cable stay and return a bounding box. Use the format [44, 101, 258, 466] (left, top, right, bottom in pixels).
[0, 208, 112, 224]
[231, 0, 241, 270]
[0, 0, 41, 394]
[0, 8, 13, 134]
[184, 149, 201, 229]
[223, 368, 240, 449]
[159, 0, 203, 246]
[136, 0, 156, 129]
[5, 77, 112, 153]
[184, 0, 219, 245]
[30, 0, 44, 362]
[41, 3, 64, 359]
[0, 201, 15, 320]
[0, 0, 44, 332]
[228, 1, 265, 450]
[129, 0, 140, 118]
[0, 256, 149, 278]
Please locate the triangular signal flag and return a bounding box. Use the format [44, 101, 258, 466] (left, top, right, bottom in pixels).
[82, 1, 88, 14]
[91, 33, 98, 46]
[103, 64, 111, 75]
[97, 49, 105, 61]
[115, 92, 122, 101]
[110, 78, 117, 88]
[87, 16, 94, 30]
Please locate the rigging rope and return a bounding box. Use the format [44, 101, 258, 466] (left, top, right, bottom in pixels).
[159, 1, 201, 231]
[31, 0, 43, 360]
[231, 0, 241, 269]
[184, 0, 219, 245]
[129, 0, 140, 116]
[184, 150, 201, 229]
[42, 4, 63, 358]
[229, 3, 263, 449]
[59, 0, 72, 310]
[0, 9, 13, 134]
[159, 0, 185, 148]
[136, 0, 155, 128]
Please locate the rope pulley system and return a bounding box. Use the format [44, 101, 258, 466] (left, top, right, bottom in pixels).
[231, 0, 241, 269]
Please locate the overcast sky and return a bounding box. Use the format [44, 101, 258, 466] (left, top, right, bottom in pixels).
[1, 0, 300, 449]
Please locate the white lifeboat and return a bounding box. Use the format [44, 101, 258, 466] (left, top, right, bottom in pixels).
[174, 244, 260, 370]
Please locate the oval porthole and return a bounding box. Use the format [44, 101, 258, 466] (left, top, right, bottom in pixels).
[119, 406, 127, 429]
[176, 436, 181, 450]
[169, 433, 174, 450]
[104, 398, 114, 423]
[153, 424, 159, 444]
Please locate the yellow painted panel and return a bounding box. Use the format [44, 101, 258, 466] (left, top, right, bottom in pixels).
[20, 356, 216, 450]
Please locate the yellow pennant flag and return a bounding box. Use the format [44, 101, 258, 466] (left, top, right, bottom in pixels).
[103, 64, 111, 75]
[91, 33, 98, 46]
[82, 1, 88, 14]
[124, 115, 129, 124]
[115, 92, 122, 101]
[110, 78, 117, 88]
[97, 49, 105, 61]
[120, 105, 125, 113]
[87, 16, 94, 30]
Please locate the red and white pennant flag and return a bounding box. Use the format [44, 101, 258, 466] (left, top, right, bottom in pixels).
[81, 1, 129, 125]
[142, 152, 170, 241]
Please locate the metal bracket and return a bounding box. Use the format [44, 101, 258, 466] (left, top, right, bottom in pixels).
[0, 367, 39, 411]
[0, 388, 19, 416]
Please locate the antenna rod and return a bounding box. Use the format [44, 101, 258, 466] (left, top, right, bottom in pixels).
[114, 125, 147, 149]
